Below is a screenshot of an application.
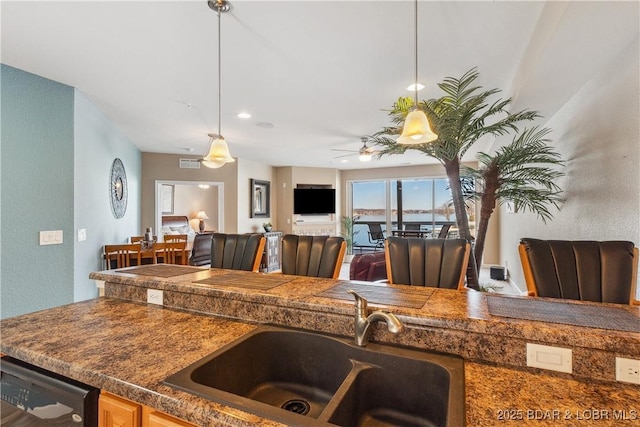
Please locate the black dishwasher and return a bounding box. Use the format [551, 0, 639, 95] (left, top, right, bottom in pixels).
[1, 357, 99, 426]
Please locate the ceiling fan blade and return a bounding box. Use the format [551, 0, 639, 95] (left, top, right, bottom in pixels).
[333, 153, 356, 159]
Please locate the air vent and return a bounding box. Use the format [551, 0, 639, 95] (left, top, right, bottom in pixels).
[179, 159, 201, 169]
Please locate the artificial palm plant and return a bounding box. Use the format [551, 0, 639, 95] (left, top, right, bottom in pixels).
[462, 127, 564, 270]
[371, 68, 564, 288]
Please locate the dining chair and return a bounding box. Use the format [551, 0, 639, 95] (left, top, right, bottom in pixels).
[190, 233, 213, 266]
[130, 235, 156, 243]
[211, 233, 266, 272]
[104, 244, 141, 269]
[164, 234, 188, 243]
[385, 237, 470, 290]
[518, 238, 638, 305]
[281, 235, 346, 279]
[154, 241, 188, 265]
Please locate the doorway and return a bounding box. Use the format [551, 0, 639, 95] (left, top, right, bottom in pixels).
[154, 180, 224, 236]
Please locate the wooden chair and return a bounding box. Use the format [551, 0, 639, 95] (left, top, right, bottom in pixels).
[519, 238, 638, 305]
[385, 237, 470, 290]
[164, 234, 188, 243]
[211, 233, 266, 272]
[104, 244, 141, 269]
[281, 235, 346, 279]
[154, 242, 188, 265]
[130, 235, 156, 243]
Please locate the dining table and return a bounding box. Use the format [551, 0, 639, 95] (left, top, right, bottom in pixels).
[391, 229, 432, 238]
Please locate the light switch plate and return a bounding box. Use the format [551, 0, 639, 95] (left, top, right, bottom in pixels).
[77, 228, 87, 242]
[526, 343, 572, 373]
[39, 230, 63, 245]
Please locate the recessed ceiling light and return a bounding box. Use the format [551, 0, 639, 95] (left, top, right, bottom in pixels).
[406, 83, 425, 91]
[340, 159, 349, 163]
[237, 112, 251, 119]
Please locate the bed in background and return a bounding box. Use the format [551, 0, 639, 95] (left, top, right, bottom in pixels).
[161, 215, 196, 245]
[161, 215, 211, 266]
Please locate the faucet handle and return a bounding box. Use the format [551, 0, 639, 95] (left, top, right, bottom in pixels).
[347, 289, 368, 311]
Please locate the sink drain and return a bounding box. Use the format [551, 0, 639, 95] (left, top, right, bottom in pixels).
[281, 399, 311, 415]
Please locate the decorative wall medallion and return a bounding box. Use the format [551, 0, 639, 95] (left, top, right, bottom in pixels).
[109, 158, 128, 218]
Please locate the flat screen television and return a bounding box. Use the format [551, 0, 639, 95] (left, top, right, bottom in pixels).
[294, 188, 336, 215]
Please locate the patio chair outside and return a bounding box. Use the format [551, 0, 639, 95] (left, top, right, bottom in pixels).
[367, 223, 385, 251]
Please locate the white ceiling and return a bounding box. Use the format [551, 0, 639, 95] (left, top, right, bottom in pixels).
[2, 1, 638, 170]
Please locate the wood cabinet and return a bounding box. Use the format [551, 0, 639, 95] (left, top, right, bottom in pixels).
[144, 407, 194, 427]
[98, 392, 195, 427]
[99, 393, 141, 427]
[261, 231, 282, 272]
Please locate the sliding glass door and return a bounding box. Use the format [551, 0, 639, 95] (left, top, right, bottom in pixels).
[349, 178, 472, 251]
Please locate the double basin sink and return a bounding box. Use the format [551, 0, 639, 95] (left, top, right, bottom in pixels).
[163, 325, 465, 427]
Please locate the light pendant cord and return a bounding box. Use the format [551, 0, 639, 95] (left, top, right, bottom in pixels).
[217, 4, 222, 137]
[413, 0, 419, 107]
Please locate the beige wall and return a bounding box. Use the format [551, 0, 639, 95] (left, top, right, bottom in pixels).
[497, 40, 640, 294]
[237, 158, 275, 233]
[274, 166, 341, 235]
[171, 184, 219, 232]
[141, 153, 238, 232]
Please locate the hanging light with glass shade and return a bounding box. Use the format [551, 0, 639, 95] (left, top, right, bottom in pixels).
[201, 0, 235, 168]
[397, 0, 437, 145]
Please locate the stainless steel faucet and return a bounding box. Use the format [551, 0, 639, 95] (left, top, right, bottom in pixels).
[347, 290, 404, 346]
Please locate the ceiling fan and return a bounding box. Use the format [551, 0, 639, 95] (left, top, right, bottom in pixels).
[331, 137, 377, 162]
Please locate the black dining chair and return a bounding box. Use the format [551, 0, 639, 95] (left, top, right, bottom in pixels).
[518, 238, 638, 305]
[211, 233, 266, 272]
[385, 237, 470, 290]
[281, 235, 346, 279]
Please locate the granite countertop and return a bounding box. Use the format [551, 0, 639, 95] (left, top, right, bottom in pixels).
[90, 267, 640, 367]
[1, 298, 638, 426]
[3, 265, 639, 426]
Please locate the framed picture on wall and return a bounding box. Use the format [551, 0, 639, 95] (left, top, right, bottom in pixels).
[161, 184, 174, 215]
[250, 179, 270, 218]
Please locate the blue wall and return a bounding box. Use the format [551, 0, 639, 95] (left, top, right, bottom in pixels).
[1, 65, 141, 318]
[1, 64, 75, 317]
[74, 92, 140, 301]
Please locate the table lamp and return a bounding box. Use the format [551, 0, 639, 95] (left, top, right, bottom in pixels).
[196, 211, 209, 233]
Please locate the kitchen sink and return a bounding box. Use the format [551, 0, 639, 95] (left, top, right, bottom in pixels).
[163, 325, 465, 426]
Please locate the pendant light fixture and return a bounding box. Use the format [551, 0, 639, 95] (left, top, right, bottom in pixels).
[397, 0, 437, 145]
[202, 0, 235, 168]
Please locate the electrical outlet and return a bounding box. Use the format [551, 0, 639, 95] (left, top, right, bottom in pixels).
[147, 289, 163, 306]
[526, 343, 572, 373]
[616, 357, 640, 384]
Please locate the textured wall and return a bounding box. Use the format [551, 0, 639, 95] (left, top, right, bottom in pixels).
[0, 66, 141, 318]
[73, 91, 141, 302]
[1, 64, 75, 318]
[499, 38, 640, 294]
